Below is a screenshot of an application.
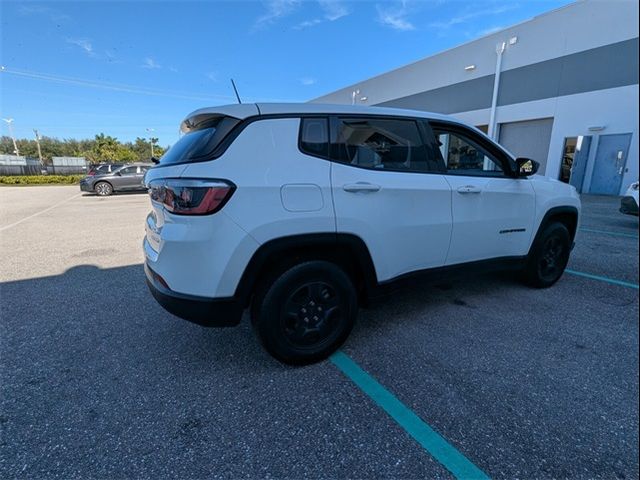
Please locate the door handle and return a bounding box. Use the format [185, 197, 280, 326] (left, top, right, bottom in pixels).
[457, 185, 482, 194]
[343, 183, 381, 193]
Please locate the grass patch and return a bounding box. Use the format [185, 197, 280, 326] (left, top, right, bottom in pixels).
[0, 175, 85, 185]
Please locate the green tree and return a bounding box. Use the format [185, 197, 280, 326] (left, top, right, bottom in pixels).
[0, 133, 169, 163]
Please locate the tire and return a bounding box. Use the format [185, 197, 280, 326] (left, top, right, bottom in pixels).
[251, 261, 358, 365]
[522, 221, 571, 288]
[94, 181, 113, 196]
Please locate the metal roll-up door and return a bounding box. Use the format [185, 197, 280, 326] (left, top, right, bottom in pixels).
[498, 118, 554, 175]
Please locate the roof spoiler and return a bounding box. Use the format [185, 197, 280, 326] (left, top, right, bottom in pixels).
[180, 104, 261, 133]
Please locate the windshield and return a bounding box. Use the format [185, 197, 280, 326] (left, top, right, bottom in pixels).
[159, 116, 240, 166]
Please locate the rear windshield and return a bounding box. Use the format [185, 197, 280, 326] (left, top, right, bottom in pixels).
[159, 116, 240, 165]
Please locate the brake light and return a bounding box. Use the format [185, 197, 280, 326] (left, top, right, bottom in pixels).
[148, 179, 235, 215]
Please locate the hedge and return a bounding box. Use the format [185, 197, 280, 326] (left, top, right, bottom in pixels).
[0, 175, 85, 185]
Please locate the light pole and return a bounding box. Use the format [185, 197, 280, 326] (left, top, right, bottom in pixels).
[487, 36, 517, 141]
[33, 129, 43, 164]
[351, 89, 360, 105]
[146, 127, 155, 158]
[2, 118, 19, 157]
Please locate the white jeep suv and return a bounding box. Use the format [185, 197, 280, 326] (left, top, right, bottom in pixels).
[143, 103, 580, 364]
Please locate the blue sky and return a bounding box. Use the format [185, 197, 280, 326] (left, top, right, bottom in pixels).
[1, 0, 571, 146]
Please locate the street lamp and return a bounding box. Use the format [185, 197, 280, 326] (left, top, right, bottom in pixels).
[487, 36, 518, 141]
[2, 118, 20, 156]
[145, 127, 155, 158]
[351, 89, 367, 105]
[33, 129, 43, 164]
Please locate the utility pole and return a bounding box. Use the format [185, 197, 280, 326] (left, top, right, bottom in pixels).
[33, 129, 43, 164]
[146, 128, 155, 158]
[2, 118, 19, 157]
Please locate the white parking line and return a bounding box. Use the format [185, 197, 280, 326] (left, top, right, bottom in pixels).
[0, 193, 82, 232]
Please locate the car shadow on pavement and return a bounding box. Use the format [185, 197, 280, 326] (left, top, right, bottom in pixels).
[351, 270, 522, 343]
[1, 263, 526, 375]
[80, 191, 148, 197]
[0, 264, 284, 377]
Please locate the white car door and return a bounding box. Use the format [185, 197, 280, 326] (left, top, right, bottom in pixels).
[429, 122, 536, 265]
[330, 116, 452, 283]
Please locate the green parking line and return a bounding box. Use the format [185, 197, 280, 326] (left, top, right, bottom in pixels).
[580, 227, 638, 239]
[330, 351, 489, 480]
[565, 269, 639, 289]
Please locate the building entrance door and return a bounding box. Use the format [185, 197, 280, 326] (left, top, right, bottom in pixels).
[590, 133, 632, 195]
[559, 136, 592, 192]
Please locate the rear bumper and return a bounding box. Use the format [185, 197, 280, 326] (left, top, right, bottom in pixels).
[79, 182, 93, 192]
[144, 263, 243, 327]
[620, 196, 639, 216]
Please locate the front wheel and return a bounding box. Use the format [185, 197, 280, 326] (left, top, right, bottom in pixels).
[252, 261, 357, 365]
[522, 222, 571, 288]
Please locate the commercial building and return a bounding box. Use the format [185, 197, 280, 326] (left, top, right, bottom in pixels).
[313, 0, 638, 195]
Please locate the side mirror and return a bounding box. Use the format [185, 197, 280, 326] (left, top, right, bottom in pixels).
[151, 157, 160, 164]
[516, 157, 540, 177]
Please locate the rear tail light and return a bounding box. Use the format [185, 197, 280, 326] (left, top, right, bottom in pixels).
[148, 178, 235, 215]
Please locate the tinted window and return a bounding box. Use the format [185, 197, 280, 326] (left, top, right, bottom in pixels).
[119, 166, 138, 176]
[332, 117, 430, 172]
[300, 118, 329, 158]
[93, 165, 112, 174]
[431, 127, 504, 176]
[159, 116, 240, 166]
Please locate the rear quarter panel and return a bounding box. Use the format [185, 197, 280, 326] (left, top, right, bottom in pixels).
[182, 117, 335, 242]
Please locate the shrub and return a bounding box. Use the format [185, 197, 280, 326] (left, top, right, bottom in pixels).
[0, 175, 85, 185]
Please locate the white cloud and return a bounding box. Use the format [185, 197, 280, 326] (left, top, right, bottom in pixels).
[67, 38, 95, 56]
[142, 57, 161, 69]
[295, 19, 323, 29]
[376, 1, 415, 31]
[300, 77, 317, 86]
[254, 0, 300, 30]
[319, 0, 349, 21]
[206, 71, 218, 81]
[429, 4, 518, 30]
[294, 0, 350, 29]
[19, 5, 70, 22]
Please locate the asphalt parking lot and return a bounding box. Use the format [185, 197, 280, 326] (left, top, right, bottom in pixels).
[1, 186, 638, 479]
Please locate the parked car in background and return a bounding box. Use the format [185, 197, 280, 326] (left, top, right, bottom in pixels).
[620, 181, 639, 216]
[143, 103, 581, 365]
[80, 163, 153, 196]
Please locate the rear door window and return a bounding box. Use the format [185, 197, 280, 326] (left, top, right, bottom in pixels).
[331, 117, 434, 173]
